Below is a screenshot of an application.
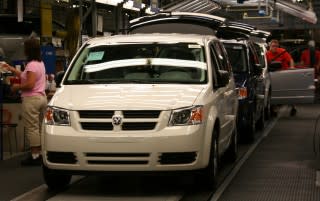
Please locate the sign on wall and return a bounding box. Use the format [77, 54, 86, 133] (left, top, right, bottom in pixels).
[41, 45, 56, 74]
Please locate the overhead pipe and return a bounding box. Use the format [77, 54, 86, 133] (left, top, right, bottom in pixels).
[165, 0, 193, 11]
[161, 0, 184, 10]
[165, 0, 219, 13]
[193, 4, 211, 12]
[194, 4, 220, 13]
[172, 0, 197, 12]
[180, 1, 204, 12]
[191, 1, 211, 12]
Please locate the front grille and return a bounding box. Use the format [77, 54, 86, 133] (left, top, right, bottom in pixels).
[81, 122, 113, 130]
[47, 151, 77, 164]
[78, 110, 161, 131]
[86, 153, 150, 157]
[87, 160, 148, 165]
[85, 152, 150, 165]
[78, 110, 114, 118]
[159, 152, 197, 165]
[123, 110, 161, 118]
[122, 122, 157, 130]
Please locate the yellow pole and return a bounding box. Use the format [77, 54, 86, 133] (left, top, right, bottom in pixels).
[40, 0, 52, 44]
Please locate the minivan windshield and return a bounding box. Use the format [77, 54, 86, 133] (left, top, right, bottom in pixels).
[224, 44, 247, 73]
[65, 43, 207, 84]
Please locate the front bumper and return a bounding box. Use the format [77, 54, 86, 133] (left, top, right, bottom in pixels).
[42, 124, 210, 172]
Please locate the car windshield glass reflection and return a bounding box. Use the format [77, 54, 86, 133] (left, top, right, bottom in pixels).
[66, 43, 207, 84]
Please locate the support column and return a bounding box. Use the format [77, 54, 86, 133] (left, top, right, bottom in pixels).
[91, 0, 97, 37]
[40, 0, 52, 44]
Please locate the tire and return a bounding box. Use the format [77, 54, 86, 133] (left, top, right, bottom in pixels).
[256, 106, 265, 130]
[264, 91, 271, 120]
[270, 105, 278, 117]
[43, 165, 72, 191]
[225, 127, 238, 163]
[244, 111, 255, 143]
[290, 106, 297, 116]
[198, 130, 219, 189]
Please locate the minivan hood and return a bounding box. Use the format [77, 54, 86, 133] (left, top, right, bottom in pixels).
[50, 84, 206, 111]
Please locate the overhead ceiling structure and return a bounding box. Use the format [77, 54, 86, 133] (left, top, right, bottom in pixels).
[162, 0, 221, 13]
[162, 0, 318, 30]
[274, 0, 317, 24]
[215, 0, 317, 24]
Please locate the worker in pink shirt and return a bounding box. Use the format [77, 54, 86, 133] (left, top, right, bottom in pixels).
[2, 38, 47, 166]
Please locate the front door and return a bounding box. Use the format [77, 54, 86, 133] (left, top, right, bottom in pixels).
[270, 68, 315, 105]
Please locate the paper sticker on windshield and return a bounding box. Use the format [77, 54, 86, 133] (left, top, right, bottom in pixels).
[232, 46, 243, 50]
[87, 51, 104, 61]
[188, 44, 201, 49]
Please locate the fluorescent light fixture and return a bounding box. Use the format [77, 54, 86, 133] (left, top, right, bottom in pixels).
[96, 0, 123, 6]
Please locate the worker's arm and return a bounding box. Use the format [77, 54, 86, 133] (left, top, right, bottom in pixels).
[11, 71, 36, 92]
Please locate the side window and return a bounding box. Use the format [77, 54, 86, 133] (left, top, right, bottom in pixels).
[212, 41, 232, 73]
[248, 48, 255, 72]
[248, 44, 260, 73]
[253, 43, 266, 68]
[209, 41, 229, 88]
[209, 43, 220, 88]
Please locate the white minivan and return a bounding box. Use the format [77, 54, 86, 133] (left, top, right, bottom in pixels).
[42, 33, 238, 190]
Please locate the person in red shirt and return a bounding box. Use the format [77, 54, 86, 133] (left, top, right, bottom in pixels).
[300, 40, 320, 74]
[301, 40, 320, 99]
[266, 39, 294, 70]
[266, 39, 296, 116]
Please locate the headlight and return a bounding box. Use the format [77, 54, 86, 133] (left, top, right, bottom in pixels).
[168, 106, 203, 126]
[44, 107, 70, 126]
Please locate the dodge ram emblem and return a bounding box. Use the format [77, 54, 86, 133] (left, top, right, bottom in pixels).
[112, 115, 122, 126]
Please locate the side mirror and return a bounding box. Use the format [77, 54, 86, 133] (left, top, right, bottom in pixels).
[268, 61, 282, 72]
[218, 70, 230, 87]
[55, 71, 65, 88]
[253, 63, 263, 75]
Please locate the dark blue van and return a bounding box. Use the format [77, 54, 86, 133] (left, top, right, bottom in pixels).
[223, 39, 266, 142]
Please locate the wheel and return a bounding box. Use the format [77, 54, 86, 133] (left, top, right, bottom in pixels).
[270, 105, 278, 117]
[198, 130, 219, 189]
[225, 127, 238, 163]
[244, 111, 255, 142]
[256, 106, 265, 130]
[264, 91, 271, 120]
[290, 106, 297, 116]
[43, 165, 72, 191]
